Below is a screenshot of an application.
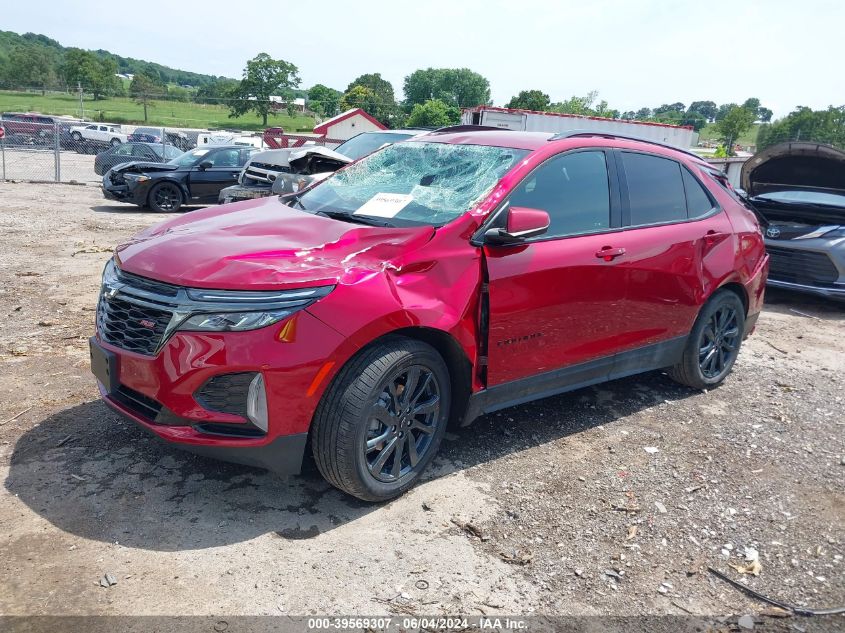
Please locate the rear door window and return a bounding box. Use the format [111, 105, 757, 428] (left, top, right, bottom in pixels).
[621, 152, 687, 225]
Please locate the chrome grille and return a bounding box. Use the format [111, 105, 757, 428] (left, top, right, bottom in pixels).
[97, 270, 179, 356]
[243, 161, 290, 185]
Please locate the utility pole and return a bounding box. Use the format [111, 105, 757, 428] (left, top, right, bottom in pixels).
[78, 82, 84, 120]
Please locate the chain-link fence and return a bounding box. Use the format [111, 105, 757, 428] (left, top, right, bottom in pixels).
[0, 116, 203, 184]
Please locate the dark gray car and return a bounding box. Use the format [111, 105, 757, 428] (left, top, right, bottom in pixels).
[742, 141, 845, 300]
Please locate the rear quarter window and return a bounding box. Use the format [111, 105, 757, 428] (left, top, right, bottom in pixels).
[682, 168, 716, 217]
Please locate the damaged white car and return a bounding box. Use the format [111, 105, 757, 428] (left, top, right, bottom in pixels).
[218, 129, 424, 204]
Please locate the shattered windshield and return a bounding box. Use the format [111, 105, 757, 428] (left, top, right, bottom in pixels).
[294, 141, 529, 226]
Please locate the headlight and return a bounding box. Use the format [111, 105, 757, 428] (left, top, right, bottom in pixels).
[178, 310, 293, 332]
[175, 286, 334, 333]
[102, 258, 119, 284]
[124, 173, 150, 183]
[822, 226, 845, 238]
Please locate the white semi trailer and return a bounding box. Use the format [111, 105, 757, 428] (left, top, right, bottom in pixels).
[461, 106, 698, 148]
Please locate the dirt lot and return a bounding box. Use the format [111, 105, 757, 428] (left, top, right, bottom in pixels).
[0, 183, 842, 625]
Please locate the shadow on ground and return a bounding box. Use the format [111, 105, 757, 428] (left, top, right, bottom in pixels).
[91, 205, 204, 215]
[5, 369, 695, 552]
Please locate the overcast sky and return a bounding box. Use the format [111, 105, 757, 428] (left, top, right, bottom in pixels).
[4, 0, 842, 117]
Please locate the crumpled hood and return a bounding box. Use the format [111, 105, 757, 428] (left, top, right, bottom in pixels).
[112, 161, 178, 174]
[115, 196, 435, 290]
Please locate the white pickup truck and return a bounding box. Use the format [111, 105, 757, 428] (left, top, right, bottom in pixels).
[69, 123, 128, 146]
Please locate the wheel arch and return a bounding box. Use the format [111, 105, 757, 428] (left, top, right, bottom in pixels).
[716, 280, 749, 315]
[315, 325, 475, 431]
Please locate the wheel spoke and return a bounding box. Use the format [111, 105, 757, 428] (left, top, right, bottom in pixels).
[370, 402, 394, 426]
[411, 419, 435, 435]
[412, 394, 440, 416]
[387, 382, 402, 413]
[366, 429, 393, 451]
[370, 436, 398, 475]
[391, 436, 405, 478]
[406, 433, 419, 467]
[410, 372, 432, 406]
[402, 367, 421, 407]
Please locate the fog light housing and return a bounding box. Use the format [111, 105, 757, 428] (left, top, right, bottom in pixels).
[246, 373, 269, 433]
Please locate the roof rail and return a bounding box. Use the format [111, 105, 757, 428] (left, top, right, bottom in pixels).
[549, 130, 701, 159]
[429, 124, 509, 134]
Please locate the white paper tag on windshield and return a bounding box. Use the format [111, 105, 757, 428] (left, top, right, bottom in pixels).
[354, 192, 413, 218]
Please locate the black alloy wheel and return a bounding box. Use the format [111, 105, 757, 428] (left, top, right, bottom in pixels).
[311, 337, 451, 502]
[149, 182, 183, 212]
[668, 289, 745, 390]
[365, 364, 441, 482]
[698, 304, 740, 379]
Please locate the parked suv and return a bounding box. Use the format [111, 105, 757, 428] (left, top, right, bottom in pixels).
[90, 131, 769, 501]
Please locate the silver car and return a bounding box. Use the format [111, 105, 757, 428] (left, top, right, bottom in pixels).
[742, 142, 845, 300]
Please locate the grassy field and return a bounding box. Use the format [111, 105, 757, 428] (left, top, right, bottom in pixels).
[0, 90, 315, 131]
[698, 122, 760, 146]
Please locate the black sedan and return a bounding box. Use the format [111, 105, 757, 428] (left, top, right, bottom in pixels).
[102, 145, 256, 212]
[94, 142, 184, 176]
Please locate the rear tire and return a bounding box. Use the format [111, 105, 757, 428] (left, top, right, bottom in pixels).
[311, 337, 450, 502]
[668, 289, 745, 390]
[148, 182, 183, 212]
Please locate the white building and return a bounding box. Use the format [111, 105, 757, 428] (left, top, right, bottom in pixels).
[313, 108, 386, 141]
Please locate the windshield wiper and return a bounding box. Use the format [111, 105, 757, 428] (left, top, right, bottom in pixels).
[315, 209, 395, 227]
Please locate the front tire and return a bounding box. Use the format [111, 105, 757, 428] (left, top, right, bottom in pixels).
[311, 337, 450, 502]
[148, 182, 183, 212]
[668, 289, 745, 390]
[110, 138, 121, 147]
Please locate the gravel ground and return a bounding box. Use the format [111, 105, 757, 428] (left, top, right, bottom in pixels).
[0, 182, 842, 628]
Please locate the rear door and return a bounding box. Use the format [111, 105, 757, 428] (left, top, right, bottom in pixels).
[610, 150, 733, 365]
[187, 148, 249, 202]
[484, 149, 628, 387]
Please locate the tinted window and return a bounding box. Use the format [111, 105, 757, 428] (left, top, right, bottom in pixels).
[622, 152, 687, 225]
[682, 169, 714, 217]
[206, 148, 241, 167]
[508, 151, 610, 237]
[114, 144, 133, 156]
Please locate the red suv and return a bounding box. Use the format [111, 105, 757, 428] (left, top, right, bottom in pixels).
[90, 130, 769, 501]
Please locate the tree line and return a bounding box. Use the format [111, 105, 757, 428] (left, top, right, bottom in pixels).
[0, 30, 225, 95]
[2, 30, 842, 151]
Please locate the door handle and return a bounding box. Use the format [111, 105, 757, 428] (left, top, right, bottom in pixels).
[595, 246, 626, 261]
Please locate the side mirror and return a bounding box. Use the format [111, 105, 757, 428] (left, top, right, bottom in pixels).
[198, 161, 213, 170]
[484, 206, 550, 245]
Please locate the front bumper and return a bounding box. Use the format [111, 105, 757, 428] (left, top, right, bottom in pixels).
[101, 173, 145, 204]
[218, 184, 272, 204]
[92, 309, 347, 474]
[764, 237, 845, 300]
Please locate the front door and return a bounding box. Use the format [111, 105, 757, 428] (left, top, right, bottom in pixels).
[484, 149, 628, 387]
[188, 147, 246, 202]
